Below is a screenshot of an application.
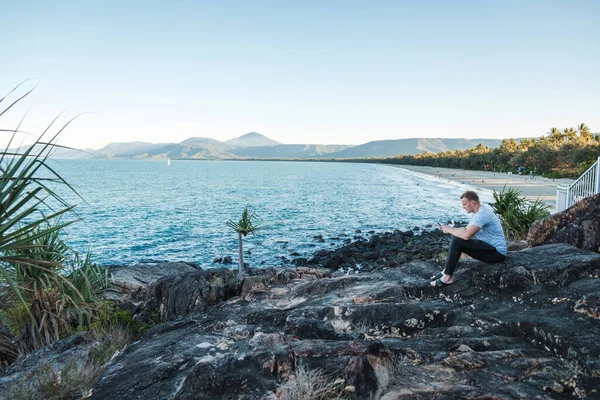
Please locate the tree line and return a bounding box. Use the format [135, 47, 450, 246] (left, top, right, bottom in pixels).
[374, 124, 600, 178]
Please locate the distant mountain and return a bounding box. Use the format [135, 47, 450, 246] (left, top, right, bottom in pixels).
[8, 144, 96, 159]
[225, 132, 280, 148]
[145, 138, 236, 159]
[326, 138, 505, 158]
[231, 144, 351, 158]
[36, 133, 512, 160]
[50, 147, 97, 159]
[95, 142, 174, 158]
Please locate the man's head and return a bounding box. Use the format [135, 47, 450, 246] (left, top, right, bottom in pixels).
[460, 191, 480, 213]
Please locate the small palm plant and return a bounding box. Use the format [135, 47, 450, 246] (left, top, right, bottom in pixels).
[226, 206, 260, 279]
[491, 185, 551, 240]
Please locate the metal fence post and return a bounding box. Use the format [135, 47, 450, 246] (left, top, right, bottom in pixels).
[596, 156, 600, 194]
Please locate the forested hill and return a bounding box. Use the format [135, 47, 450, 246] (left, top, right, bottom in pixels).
[373, 124, 599, 179]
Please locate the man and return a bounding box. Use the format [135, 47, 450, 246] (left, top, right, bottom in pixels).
[431, 191, 506, 287]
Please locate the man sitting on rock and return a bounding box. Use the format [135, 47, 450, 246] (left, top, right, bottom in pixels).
[432, 191, 506, 287]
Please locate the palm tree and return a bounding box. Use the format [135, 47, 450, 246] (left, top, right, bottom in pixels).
[563, 127, 577, 141]
[227, 206, 261, 280]
[577, 123, 592, 140]
[547, 127, 563, 143]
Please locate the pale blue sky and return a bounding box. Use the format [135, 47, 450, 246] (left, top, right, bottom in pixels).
[2, 1, 599, 149]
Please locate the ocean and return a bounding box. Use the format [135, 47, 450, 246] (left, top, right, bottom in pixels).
[48, 160, 489, 267]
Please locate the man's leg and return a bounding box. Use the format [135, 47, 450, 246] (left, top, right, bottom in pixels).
[444, 237, 504, 277]
[443, 237, 464, 277]
[459, 239, 505, 264]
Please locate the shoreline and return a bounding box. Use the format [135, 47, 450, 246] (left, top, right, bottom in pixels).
[391, 165, 574, 208]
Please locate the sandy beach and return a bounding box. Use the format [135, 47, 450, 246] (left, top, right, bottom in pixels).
[392, 165, 574, 208]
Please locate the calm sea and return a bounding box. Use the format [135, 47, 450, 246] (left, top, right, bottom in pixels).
[47, 160, 487, 267]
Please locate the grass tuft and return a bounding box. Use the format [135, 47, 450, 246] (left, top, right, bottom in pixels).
[278, 364, 346, 400]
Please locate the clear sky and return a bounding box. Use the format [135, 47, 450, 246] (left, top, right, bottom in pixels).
[2, 0, 599, 150]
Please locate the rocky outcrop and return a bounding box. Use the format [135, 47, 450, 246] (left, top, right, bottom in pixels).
[3, 236, 600, 399]
[0, 332, 98, 389]
[107, 262, 201, 295]
[308, 228, 451, 272]
[528, 193, 600, 252]
[131, 267, 331, 323]
[84, 243, 600, 399]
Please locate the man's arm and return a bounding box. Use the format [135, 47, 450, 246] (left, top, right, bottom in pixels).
[441, 224, 480, 240]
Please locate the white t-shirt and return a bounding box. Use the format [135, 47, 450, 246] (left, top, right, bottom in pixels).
[468, 203, 507, 255]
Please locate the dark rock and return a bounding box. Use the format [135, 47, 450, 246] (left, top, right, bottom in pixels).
[0, 332, 97, 389]
[507, 240, 528, 252]
[4, 238, 600, 400]
[293, 258, 308, 267]
[528, 193, 600, 252]
[143, 268, 241, 322]
[284, 316, 337, 339]
[313, 235, 324, 243]
[314, 249, 329, 258]
[78, 244, 600, 398]
[323, 258, 341, 269]
[212, 256, 233, 264]
[107, 262, 201, 293]
[312, 228, 449, 272]
[138, 258, 169, 264]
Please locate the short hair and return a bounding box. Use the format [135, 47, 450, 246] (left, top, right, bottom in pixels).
[460, 191, 480, 203]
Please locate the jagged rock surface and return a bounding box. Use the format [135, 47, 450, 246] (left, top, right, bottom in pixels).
[86, 244, 600, 399]
[528, 193, 600, 252]
[107, 262, 201, 295]
[307, 229, 451, 272]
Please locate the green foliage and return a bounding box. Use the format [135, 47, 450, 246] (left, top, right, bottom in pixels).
[226, 206, 261, 237]
[1, 225, 111, 352]
[544, 171, 570, 179]
[0, 86, 80, 313]
[2, 359, 100, 400]
[375, 123, 600, 178]
[0, 83, 106, 357]
[86, 303, 161, 339]
[0, 305, 29, 337]
[66, 252, 110, 305]
[491, 186, 551, 240]
[227, 206, 261, 279]
[1, 323, 132, 400]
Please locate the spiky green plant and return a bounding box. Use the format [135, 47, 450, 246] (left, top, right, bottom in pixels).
[491, 186, 551, 240]
[3, 224, 110, 353]
[0, 82, 105, 356]
[66, 252, 110, 305]
[226, 206, 261, 279]
[1, 82, 80, 307]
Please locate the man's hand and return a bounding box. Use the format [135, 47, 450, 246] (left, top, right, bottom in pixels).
[439, 224, 451, 234]
[440, 224, 480, 240]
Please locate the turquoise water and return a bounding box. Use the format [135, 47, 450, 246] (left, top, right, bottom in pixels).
[49, 160, 472, 267]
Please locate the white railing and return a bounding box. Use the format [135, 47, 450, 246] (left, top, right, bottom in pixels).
[555, 156, 600, 212]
